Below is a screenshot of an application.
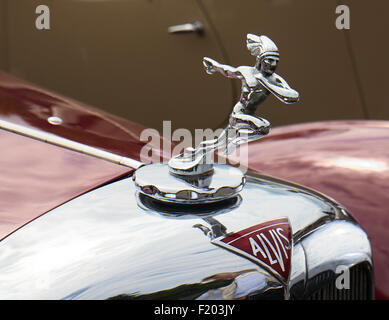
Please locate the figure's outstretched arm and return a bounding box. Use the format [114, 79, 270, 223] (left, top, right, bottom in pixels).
[255, 73, 299, 104]
[203, 57, 242, 79]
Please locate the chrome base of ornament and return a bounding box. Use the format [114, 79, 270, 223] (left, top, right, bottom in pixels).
[133, 163, 245, 204]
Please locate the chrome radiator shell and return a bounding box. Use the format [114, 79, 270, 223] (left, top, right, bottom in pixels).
[0, 172, 373, 300]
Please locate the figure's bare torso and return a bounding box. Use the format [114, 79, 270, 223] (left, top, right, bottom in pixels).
[235, 66, 270, 115]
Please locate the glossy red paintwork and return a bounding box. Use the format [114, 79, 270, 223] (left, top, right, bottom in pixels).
[0, 72, 168, 241]
[0, 128, 132, 241]
[0, 72, 166, 161]
[228, 120, 389, 299]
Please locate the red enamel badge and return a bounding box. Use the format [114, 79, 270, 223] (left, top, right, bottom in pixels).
[212, 218, 292, 283]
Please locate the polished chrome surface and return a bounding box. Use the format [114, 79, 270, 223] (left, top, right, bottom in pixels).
[194, 269, 284, 300]
[0, 119, 143, 169]
[135, 34, 300, 204]
[168, 34, 299, 176]
[133, 163, 245, 204]
[0, 171, 369, 300]
[168, 21, 204, 35]
[289, 243, 306, 298]
[301, 220, 373, 299]
[47, 116, 63, 126]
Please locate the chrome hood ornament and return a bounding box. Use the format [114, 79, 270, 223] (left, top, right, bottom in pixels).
[134, 34, 299, 204]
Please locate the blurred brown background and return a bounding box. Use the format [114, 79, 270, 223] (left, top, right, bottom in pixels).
[0, 0, 387, 133]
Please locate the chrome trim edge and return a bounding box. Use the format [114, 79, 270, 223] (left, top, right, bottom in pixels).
[0, 119, 143, 169]
[301, 220, 374, 299]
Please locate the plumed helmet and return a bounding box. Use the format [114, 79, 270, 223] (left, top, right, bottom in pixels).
[246, 34, 279, 60]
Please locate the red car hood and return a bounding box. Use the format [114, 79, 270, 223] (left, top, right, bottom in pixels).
[228, 120, 389, 299]
[0, 72, 167, 241]
[0, 129, 132, 241]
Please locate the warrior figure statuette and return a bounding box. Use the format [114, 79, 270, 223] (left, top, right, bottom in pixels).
[169, 33, 299, 176]
[134, 34, 299, 203]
